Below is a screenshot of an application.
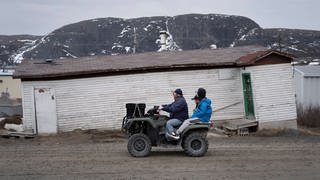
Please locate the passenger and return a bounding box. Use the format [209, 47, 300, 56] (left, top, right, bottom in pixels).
[174, 88, 212, 139]
[160, 88, 189, 140]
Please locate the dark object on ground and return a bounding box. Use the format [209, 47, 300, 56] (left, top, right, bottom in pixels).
[1, 132, 35, 139]
[0, 115, 22, 129]
[122, 105, 211, 157]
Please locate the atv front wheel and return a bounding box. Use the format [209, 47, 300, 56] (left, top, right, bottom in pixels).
[182, 132, 208, 157]
[127, 133, 152, 157]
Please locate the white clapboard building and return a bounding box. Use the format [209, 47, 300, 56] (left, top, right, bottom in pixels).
[14, 46, 297, 134]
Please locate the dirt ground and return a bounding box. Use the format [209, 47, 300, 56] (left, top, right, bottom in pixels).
[0, 130, 320, 180]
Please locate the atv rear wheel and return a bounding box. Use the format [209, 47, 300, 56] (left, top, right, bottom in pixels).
[182, 132, 208, 157]
[127, 133, 152, 157]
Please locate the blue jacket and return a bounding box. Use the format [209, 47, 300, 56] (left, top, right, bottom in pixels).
[162, 96, 189, 121]
[191, 98, 212, 122]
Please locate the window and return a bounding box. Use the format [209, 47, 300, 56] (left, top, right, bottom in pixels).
[218, 69, 237, 80]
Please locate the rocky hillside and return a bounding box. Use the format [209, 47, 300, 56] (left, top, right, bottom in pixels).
[0, 35, 41, 66]
[234, 28, 320, 60]
[1, 14, 320, 66]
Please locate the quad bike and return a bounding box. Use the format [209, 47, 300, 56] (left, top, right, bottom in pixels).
[122, 103, 211, 157]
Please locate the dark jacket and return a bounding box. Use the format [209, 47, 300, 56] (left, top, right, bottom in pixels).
[162, 96, 189, 121]
[191, 97, 212, 122]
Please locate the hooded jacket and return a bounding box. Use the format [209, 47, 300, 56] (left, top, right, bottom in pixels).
[162, 96, 189, 121]
[191, 97, 212, 122]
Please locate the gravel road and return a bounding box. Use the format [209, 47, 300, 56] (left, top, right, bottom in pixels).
[0, 131, 319, 180]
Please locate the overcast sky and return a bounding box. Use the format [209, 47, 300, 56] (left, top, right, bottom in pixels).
[1, 0, 319, 35]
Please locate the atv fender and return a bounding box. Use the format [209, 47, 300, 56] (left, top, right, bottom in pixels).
[180, 124, 210, 137]
[126, 117, 158, 129]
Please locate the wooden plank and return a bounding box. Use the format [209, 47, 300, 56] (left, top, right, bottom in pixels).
[222, 119, 258, 131]
[1, 131, 35, 139]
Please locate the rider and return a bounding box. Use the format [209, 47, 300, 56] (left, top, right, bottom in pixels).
[160, 88, 189, 140]
[172, 88, 212, 139]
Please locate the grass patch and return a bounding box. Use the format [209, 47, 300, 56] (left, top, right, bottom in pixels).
[297, 104, 320, 128]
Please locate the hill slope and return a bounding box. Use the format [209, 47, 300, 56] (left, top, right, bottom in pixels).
[1, 14, 320, 65]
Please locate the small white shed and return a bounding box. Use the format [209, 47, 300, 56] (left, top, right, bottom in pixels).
[294, 66, 320, 108]
[14, 46, 297, 134]
[294, 65, 320, 127]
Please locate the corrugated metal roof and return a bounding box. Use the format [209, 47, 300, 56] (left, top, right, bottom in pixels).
[295, 65, 320, 77]
[13, 46, 292, 79]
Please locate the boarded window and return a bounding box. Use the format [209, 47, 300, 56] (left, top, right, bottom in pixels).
[218, 69, 237, 80]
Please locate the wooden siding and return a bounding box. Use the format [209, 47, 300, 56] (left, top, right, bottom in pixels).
[21, 68, 244, 132]
[244, 64, 297, 123]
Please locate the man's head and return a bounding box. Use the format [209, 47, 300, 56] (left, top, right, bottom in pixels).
[173, 88, 183, 99]
[197, 88, 206, 100]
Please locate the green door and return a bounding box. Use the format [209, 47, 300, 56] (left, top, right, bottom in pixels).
[242, 73, 255, 119]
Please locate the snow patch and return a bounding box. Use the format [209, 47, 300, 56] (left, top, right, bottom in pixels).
[17, 39, 34, 43]
[239, 28, 258, 41]
[9, 36, 45, 63]
[239, 34, 247, 41]
[288, 45, 305, 52]
[112, 43, 123, 49]
[62, 49, 77, 58]
[120, 28, 129, 35]
[210, 44, 217, 49]
[309, 62, 320, 66]
[143, 24, 152, 31]
[118, 26, 132, 38]
[125, 46, 131, 53]
[288, 46, 299, 51]
[229, 42, 235, 48]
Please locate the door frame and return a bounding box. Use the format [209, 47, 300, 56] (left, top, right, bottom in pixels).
[241, 73, 255, 119]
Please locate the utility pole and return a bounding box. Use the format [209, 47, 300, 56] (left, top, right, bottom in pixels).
[277, 33, 283, 52]
[133, 27, 137, 54]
